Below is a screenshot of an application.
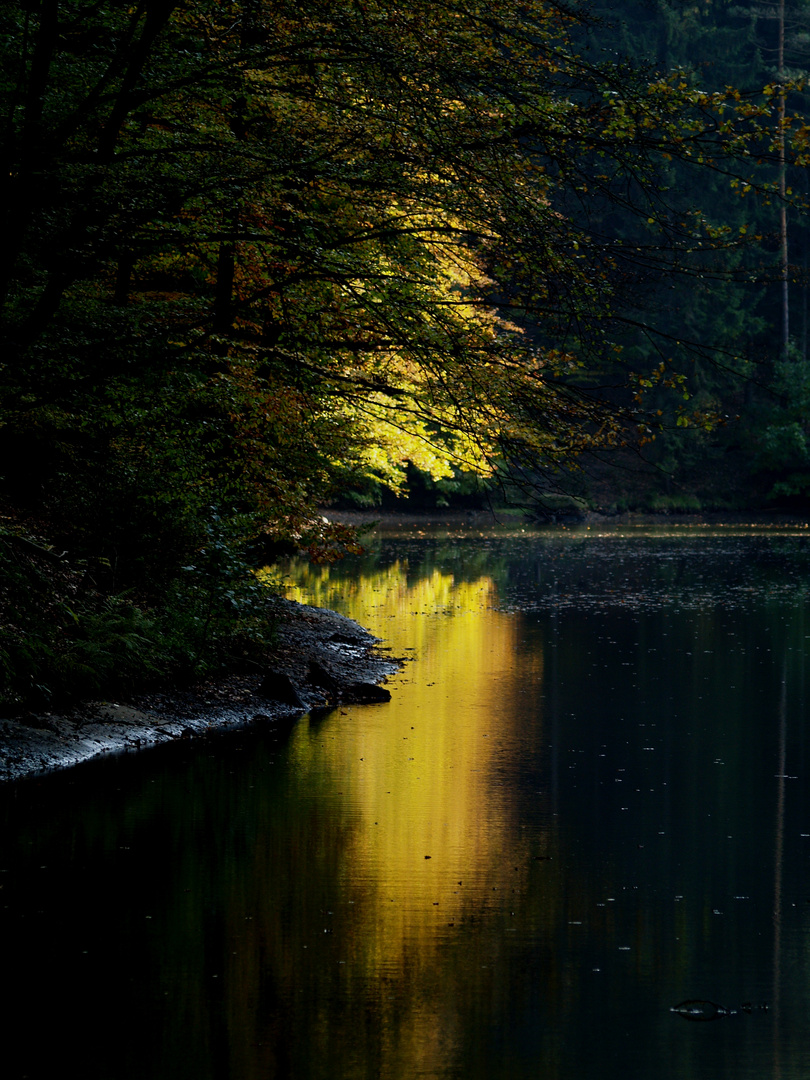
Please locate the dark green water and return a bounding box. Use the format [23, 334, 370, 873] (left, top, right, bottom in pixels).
[3, 526, 810, 1079]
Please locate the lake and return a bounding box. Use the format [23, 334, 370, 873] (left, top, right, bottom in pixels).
[3, 523, 810, 1079]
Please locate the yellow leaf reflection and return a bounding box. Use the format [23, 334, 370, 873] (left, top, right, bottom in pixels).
[277, 558, 547, 1075]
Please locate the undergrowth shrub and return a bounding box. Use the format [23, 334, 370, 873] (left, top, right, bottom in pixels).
[0, 521, 280, 714]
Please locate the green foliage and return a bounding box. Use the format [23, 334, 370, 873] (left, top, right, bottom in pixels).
[756, 418, 808, 473]
[0, 519, 280, 712]
[0, 525, 166, 709]
[159, 517, 281, 675]
[646, 493, 703, 513]
[748, 354, 810, 501]
[47, 598, 167, 701]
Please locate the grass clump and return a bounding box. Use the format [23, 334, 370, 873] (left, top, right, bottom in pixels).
[646, 493, 703, 513]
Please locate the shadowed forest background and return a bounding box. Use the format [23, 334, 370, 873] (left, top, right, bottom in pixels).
[2, 0, 810, 709]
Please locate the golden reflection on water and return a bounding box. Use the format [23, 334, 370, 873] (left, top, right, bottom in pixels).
[277, 558, 547, 1074]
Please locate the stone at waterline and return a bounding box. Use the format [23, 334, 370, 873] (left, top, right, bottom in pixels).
[670, 999, 768, 1021]
[256, 670, 307, 709]
[308, 705, 339, 722]
[343, 682, 391, 704]
[308, 660, 341, 695]
[255, 670, 390, 709]
[670, 1000, 735, 1021]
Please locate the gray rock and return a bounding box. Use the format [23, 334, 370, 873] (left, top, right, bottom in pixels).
[257, 670, 307, 708]
[308, 660, 341, 695]
[342, 682, 392, 704]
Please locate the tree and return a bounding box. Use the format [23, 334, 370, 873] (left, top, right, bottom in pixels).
[0, 0, 789, 567]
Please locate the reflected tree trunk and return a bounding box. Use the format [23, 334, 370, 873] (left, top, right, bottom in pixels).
[772, 664, 787, 1080]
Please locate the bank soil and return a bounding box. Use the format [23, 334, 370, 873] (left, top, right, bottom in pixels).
[0, 598, 401, 783]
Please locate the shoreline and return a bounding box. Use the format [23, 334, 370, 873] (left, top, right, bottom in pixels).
[4, 508, 807, 784]
[0, 598, 401, 785]
[323, 506, 810, 531]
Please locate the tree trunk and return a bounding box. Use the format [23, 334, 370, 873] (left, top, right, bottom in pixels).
[778, 0, 790, 362]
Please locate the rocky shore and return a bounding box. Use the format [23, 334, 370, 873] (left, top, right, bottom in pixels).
[0, 598, 400, 784]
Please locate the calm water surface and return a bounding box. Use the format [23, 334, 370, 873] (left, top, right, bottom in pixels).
[3, 525, 810, 1079]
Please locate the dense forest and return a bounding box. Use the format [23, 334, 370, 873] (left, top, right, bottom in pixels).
[2, 0, 809, 709]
